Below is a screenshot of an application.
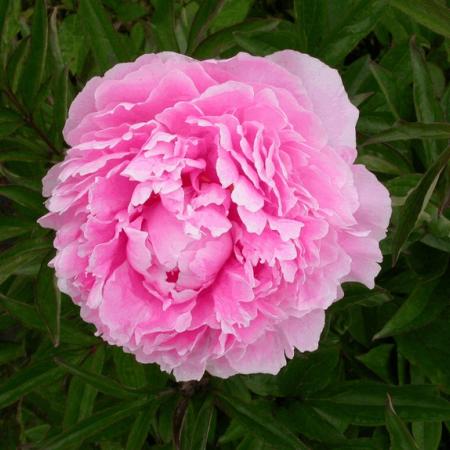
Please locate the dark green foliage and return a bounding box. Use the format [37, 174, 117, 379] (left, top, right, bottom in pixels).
[0, 1, 449, 449]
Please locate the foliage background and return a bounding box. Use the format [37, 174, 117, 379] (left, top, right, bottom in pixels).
[0, 0, 450, 449]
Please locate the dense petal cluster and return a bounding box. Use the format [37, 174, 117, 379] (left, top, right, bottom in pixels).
[39, 51, 391, 380]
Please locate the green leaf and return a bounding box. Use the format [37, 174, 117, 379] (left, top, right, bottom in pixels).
[35, 252, 61, 346]
[318, 0, 388, 66]
[55, 355, 139, 400]
[215, 392, 309, 450]
[19, 0, 48, 108]
[0, 293, 47, 330]
[188, 397, 214, 450]
[412, 421, 441, 450]
[391, 146, 450, 264]
[0, 107, 23, 137]
[0, 185, 44, 214]
[330, 283, 392, 312]
[233, 32, 277, 56]
[6, 37, 30, 93]
[363, 122, 450, 145]
[112, 347, 147, 389]
[278, 402, 345, 444]
[374, 278, 448, 339]
[193, 18, 279, 59]
[75, 347, 105, 424]
[293, 0, 326, 53]
[0, 342, 25, 364]
[150, 0, 179, 52]
[0, 292, 97, 346]
[307, 382, 450, 425]
[0, 238, 51, 285]
[0, 147, 46, 162]
[369, 62, 402, 120]
[410, 37, 445, 167]
[0, 358, 72, 409]
[63, 348, 104, 430]
[187, 0, 227, 54]
[0, 0, 11, 66]
[49, 7, 64, 72]
[356, 344, 395, 383]
[126, 403, 159, 450]
[396, 309, 450, 388]
[278, 345, 340, 396]
[390, 0, 450, 38]
[385, 394, 419, 450]
[78, 0, 128, 73]
[51, 66, 69, 149]
[41, 396, 168, 450]
[59, 14, 88, 75]
[0, 216, 36, 241]
[209, 0, 254, 33]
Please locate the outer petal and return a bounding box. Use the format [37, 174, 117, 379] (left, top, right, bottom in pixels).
[267, 50, 359, 149]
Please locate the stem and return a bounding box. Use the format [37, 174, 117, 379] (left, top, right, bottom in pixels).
[2, 87, 60, 156]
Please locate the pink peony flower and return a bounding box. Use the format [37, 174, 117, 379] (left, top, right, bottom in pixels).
[39, 51, 391, 381]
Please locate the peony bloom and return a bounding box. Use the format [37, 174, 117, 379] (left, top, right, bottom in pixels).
[39, 51, 391, 381]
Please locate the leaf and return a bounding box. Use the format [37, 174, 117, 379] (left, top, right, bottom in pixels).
[35, 252, 61, 346]
[390, 0, 450, 38]
[277, 345, 340, 397]
[215, 392, 309, 450]
[6, 37, 30, 93]
[412, 421, 441, 450]
[307, 382, 450, 425]
[0, 148, 46, 162]
[0, 216, 36, 241]
[356, 344, 395, 383]
[391, 146, 450, 264]
[233, 32, 277, 56]
[374, 277, 448, 339]
[126, 403, 159, 450]
[0, 185, 44, 214]
[243, 374, 282, 397]
[19, 0, 48, 108]
[78, 0, 128, 73]
[63, 347, 104, 430]
[410, 37, 445, 167]
[318, 0, 388, 66]
[0, 0, 10, 64]
[150, 0, 179, 52]
[363, 122, 450, 145]
[188, 397, 214, 450]
[51, 66, 69, 149]
[385, 394, 419, 450]
[0, 292, 97, 346]
[209, 0, 254, 33]
[0, 358, 74, 409]
[187, 0, 227, 54]
[396, 309, 450, 388]
[330, 283, 392, 312]
[0, 342, 25, 364]
[112, 347, 147, 389]
[193, 18, 279, 59]
[0, 238, 51, 285]
[55, 356, 139, 400]
[49, 7, 64, 71]
[0, 107, 23, 137]
[278, 402, 345, 444]
[40, 396, 167, 450]
[75, 347, 105, 424]
[0, 293, 47, 330]
[59, 14, 88, 75]
[369, 62, 402, 120]
[293, 0, 326, 53]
